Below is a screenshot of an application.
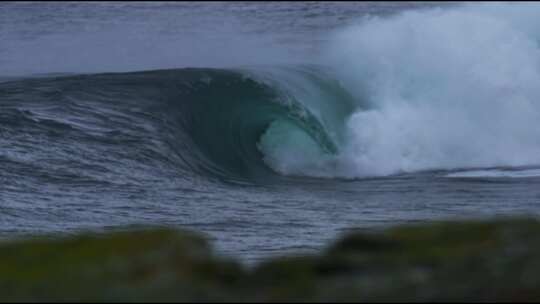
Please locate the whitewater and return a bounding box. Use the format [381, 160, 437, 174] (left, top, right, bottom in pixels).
[2, 2, 540, 262]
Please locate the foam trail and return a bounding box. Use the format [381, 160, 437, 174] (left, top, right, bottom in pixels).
[321, 3, 540, 177]
[446, 168, 540, 178]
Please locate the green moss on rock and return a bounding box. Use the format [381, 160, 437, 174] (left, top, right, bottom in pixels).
[0, 228, 243, 302]
[1, 218, 540, 301]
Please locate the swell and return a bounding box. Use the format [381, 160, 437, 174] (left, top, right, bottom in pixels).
[0, 67, 355, 183]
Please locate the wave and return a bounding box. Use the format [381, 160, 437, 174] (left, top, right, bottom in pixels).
[164, 65, 359, 180]
[0, 66, 355, 182]
[3, 3, 540, 181]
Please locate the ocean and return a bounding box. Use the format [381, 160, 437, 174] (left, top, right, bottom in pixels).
[2, 1, 540, 263]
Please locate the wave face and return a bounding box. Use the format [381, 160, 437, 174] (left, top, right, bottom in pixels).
[0, 67, 356, 182]
[165, 66, 357, 180]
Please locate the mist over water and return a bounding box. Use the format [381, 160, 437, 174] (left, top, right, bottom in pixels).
[0, 2, 444, 76]
[0, 2, 316, 75]
[2, 2, 540, 262]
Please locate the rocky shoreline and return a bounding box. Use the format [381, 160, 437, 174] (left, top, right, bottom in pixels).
[2, 218, 540, 302]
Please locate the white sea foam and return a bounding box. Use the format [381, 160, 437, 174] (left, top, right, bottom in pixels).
[446, 168, 540, 178]
[317, 3, 540, 177]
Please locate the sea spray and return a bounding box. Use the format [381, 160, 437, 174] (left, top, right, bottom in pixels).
[323, 3, 540, 177]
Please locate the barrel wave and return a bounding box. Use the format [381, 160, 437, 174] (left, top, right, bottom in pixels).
[5, 3, 540, 184]
[0, 66, 355, 184]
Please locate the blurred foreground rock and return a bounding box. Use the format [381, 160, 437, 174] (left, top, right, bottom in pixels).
[2, 218, 540, 302]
